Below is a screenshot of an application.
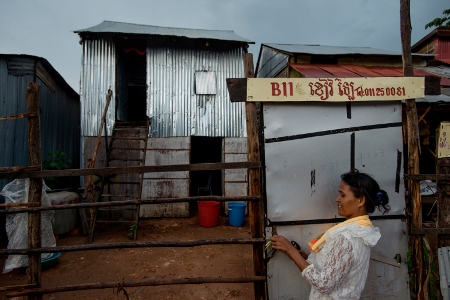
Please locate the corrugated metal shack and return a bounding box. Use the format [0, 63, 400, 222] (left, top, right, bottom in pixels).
[74, 21, 254, 217]
[0, 54, 80, 190]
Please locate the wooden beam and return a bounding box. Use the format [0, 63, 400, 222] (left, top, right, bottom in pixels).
[226, 78, 247, 102]
[0, 112, 38, 122]
[424, 75, 441, 95]
[0, 161, 261, 180]
[244, 53, 266, 300]
[438, 158, 450, 247]
[6, 276, 266, 298]
[0, 238, 265, 255]
[401, 1, 425, 298]
[1, 196, 262, 214]
[26, 82, 43, 300]
[410, 228, 450, 235]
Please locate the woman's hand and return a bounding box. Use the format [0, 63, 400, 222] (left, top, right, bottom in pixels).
[271, 235, 310, 271]
[271, 235, 308, 260]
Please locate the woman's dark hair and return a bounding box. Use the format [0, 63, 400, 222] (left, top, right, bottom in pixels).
[341, 170, 390, 214]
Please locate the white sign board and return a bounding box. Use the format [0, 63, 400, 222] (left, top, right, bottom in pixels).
[247, 77, 424, 102]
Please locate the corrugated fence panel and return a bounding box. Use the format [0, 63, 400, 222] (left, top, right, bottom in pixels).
[147, 40, 246, 138]
[1, 55, 80, 190]
[80, 38, 116, 137]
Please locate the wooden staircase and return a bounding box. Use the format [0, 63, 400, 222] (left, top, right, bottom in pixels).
[89, 118, 150, 243]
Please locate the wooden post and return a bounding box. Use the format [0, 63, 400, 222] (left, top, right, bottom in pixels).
[244, 53, 266, 300]
[400, 0, 425, 298]
[26, 82, 43, 300]
[437, 158, 450, 246]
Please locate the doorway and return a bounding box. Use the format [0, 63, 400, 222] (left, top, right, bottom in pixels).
[190, 136, 223, 213]
[117, 47, 147, 122]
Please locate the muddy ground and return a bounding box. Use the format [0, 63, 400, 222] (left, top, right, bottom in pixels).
[0, 214, 255, 300]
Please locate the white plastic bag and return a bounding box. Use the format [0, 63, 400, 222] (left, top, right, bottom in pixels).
[0, 179, 56, 273]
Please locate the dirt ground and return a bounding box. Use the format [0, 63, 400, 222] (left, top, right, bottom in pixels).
[0, 214, 255, 300]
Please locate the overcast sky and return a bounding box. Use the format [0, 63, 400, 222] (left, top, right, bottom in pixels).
[0, 0, 448, 92]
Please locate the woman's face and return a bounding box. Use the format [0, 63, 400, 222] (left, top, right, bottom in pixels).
[336, 181, 366, 219]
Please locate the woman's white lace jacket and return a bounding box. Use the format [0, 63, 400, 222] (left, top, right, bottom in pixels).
[302, 222, 380, 299]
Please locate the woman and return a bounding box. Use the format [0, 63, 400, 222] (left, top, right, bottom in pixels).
[271, 170, 390, 299]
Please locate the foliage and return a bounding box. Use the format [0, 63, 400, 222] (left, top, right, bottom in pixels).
[425, 9, 450, 29]
[42, 151, 72, 189]
[128, 222, 137, 239]
[42, 151, 71, 171]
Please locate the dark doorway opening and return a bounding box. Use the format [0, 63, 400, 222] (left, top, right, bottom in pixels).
[190, 136, 223, 214]
[117, 47, 147, 122]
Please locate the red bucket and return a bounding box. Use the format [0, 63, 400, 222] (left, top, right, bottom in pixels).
[198, 201, 220, 227]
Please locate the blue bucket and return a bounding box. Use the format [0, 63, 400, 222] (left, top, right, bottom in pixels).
[228, 203, 247, 226]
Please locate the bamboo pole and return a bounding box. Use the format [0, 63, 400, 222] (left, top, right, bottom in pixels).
[400, 0, 425, 298]
[243, 53, 266, 300]
[26, 82, 43, 300]
[6, 276, 266, 298]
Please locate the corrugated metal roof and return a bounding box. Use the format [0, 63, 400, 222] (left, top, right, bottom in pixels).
[75, 20, 254, 44]
[415, 64, 450, 84]
[289, 63, 450, 86]
[263, 43, 432, 57]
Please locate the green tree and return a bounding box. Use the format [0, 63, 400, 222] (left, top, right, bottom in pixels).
[425, 9, 450, 29]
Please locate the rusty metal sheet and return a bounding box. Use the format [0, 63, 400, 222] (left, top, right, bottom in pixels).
[290, 63, 449, 84]
[316, 65, 360, 77]
[339, 65, 384, 77]
[289, 64, 334, 78]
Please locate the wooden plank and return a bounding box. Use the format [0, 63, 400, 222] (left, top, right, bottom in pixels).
[7, 276, 266, 298]
[424, 75, 441, 95]
[0, 162, 261, 179]
[226, 78, 247, 102]
[26, 82, 43, 300]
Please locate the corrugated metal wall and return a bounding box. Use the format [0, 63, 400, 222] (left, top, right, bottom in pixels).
[80, 37, 247, 138]
[80, 38, 116, 137]
[0, 55, 80, 189]
[147, 39, 246, 138]
[256, 46, 289, 78]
